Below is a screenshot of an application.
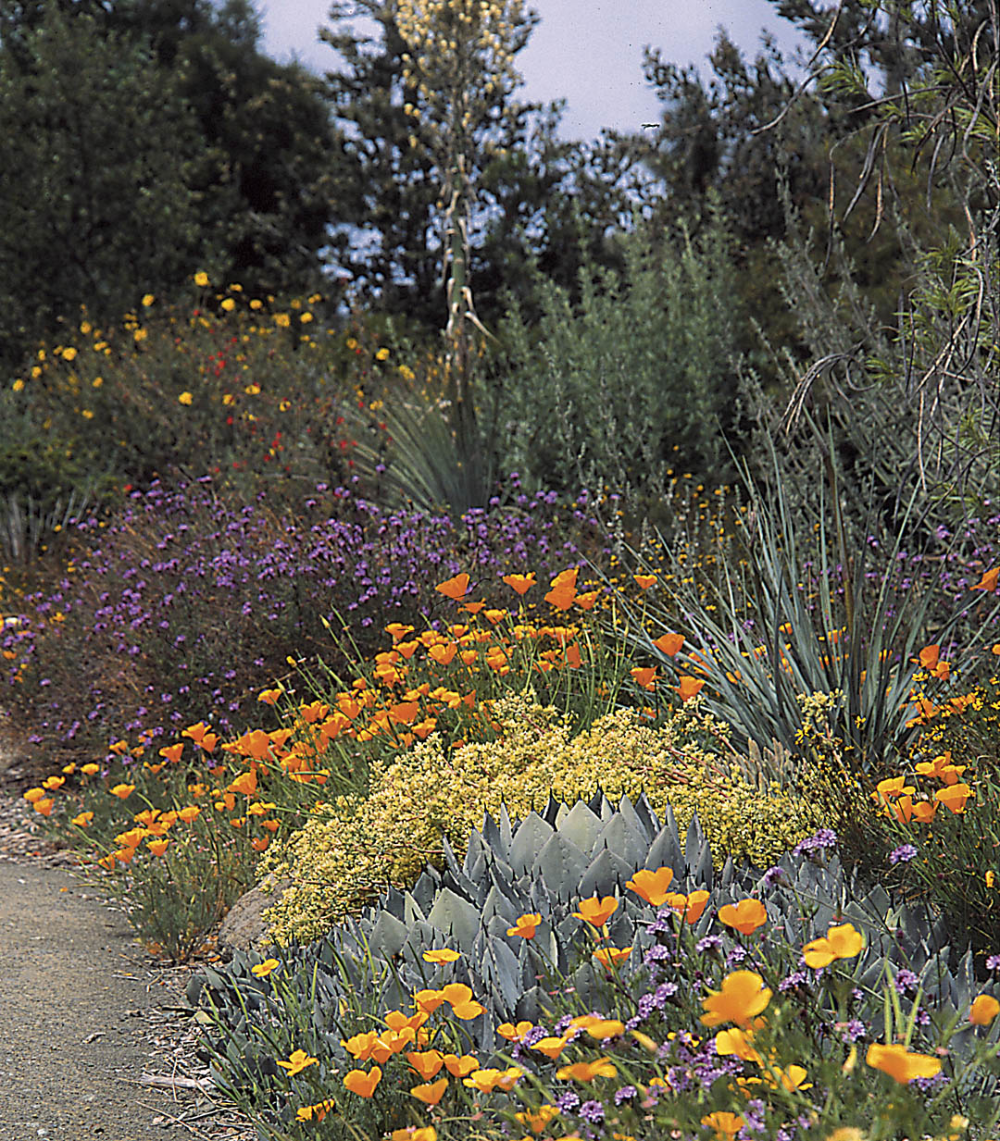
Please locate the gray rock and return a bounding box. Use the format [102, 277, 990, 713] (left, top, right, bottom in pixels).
[216, 877, 292, 955]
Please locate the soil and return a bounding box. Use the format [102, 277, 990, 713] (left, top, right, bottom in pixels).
[0, 783, 256, 1141]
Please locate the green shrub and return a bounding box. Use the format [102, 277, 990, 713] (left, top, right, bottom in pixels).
[261, 692, 823, 944]
[493, 206, 741, 504]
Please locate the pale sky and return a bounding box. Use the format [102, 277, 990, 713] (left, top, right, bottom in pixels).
[256, 0, 809, 140]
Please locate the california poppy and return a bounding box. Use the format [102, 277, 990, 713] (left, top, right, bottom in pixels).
[654, 632, 684, 656]
[626, 866, 674, 906]
[435, 573, 470, 600]
[573, 895, 618, 927]
[971, 567, 999, 592]
[343, 1066, 382, 1097]
[717, 898, 767, 936]
[865, 1043, 941, 1083]
[502, 573, 535, 595]
[700, 970, 772, 1028]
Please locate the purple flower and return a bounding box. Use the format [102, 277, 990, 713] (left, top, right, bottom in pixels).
[894, 969, 919, 993]
[792, 828, 837, 857]
[840, 1019, 866, 1043]
[889, 844, 918, 865]
[578, 1100, 604, 1124]
[986, 953, 1000, 971]
[554, 1090, 580, 1113]
[613, 1085, 637, 1105]
[761, 865, 787, 888]
[696, 935, 724, 953]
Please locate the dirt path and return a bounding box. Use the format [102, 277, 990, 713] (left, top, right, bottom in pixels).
[0, 797, 254, 1141]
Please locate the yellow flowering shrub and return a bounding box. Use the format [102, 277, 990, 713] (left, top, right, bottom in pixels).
[261, 694, 823, 945]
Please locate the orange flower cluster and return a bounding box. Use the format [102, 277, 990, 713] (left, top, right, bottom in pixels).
[873, 749, 975, 823]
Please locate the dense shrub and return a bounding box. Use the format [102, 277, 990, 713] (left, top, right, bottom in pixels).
[494, 209, 741, 504]
[261, 692, 823, 945]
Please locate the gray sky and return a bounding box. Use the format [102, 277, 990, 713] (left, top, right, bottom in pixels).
[256, 0, 809, 140]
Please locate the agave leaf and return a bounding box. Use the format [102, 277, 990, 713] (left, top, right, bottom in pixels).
[481, 810, 503, 854]
[645, 821, 684, 878]
[535, 830, 589, 900]
[509, 812, 555, 877]
[368, 908, 410, 959]
[403, 891, 426, 926]
[425, 887, 482, 948]
[478, 936, 522, 1014]
[684, 812, 706, 868]
[481, 884, 519, 926]
[687, 831, 714, 891]
[578, 846, 636, 900]
[556, 800, 604, 854]
[595, 812, 648, 870]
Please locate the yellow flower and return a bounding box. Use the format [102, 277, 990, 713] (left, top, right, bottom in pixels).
[802, 922, 865, 968]
[250, 298, 263, 310]
[422, 948, 460, 964]
[142, 294, 155, 307]
[865, 1042, 941, 1083]
[92, 376, 103, 388]
[824, 1130, 864, 1141]
[221, 297, 236, 312]
[274, 313, 291, 328]
[970, 994, 1000, 1026]
[11, 379, 24, 392]
[376, 347, 390, 361]
[277, 1048, 318, 1076]
[701, 1112, 745, 1141]
[178, 392, 193, 405]
[62, 346, 78, 361]
[700, 970, 772, 1028]
[194, 271, 210, 287]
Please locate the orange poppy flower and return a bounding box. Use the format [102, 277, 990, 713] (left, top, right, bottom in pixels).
[422, 948, 460, 964]
[573, 895, 618, 927]
[664, 889, 710, 923]
[936, 783, 972, 813]
[442, 1053, 479, 1077]
[147, 840, 170, 856]
[110, 783, 135, 799]
[653, 632, 685, 656]
[700, 970, 772, 1028]
[971, 567, 999, 592]
[506, 912, 541, 939]
[410, 1076, 448, 1105]
[970, 994, 1000, 1026]
[630, 666, 657, 690]
[34, 798, 54, 816]
[865, 1043, 941, 1083]
[428, 642, 457, 665]
[574, 590, 599, 610]
[502, 573, 535, 595]
[435, 573, 470, 600]
[531, 1036, 570, 1060]
[678, 675, 705, 701]
[228, 769, 258, 796]
[701, 1111, 745, 1141]
[496, 1021, 534, 1042]
[917, 644, 940, 669]
[593, 946, 632, 969]
[633, 574, 657, 589]
[626, 866, 674, 906]
[718, 898, 767, 936]
[554, 1057, 617, 1082]
[802, 922, 865, 968]
[461, 1067, 522, 1093]
[343, 1066, 382, 1097]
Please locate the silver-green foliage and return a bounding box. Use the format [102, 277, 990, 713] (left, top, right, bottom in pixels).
[192, 792, 989, 1137]
[495, 208, 740, 499]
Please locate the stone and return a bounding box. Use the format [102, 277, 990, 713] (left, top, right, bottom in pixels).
[216, 877, 292, 955]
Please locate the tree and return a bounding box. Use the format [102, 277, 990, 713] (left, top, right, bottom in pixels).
[0, 5, 207, 369]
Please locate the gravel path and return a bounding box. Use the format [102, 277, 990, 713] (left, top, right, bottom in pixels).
[0, 793, 255, 1141]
